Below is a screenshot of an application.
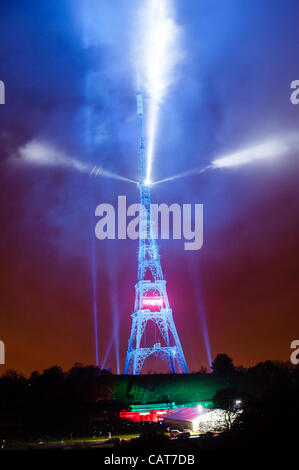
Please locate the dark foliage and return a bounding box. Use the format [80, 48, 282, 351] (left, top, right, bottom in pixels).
[0, 358, 298, 448]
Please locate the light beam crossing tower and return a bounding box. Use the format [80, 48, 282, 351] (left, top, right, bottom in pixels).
[124, 89, 189, 375]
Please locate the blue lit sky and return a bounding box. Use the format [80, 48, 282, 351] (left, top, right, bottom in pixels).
[0, 0, 299, 374]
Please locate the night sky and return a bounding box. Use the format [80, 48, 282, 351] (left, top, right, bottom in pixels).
[1, 0, 299, 376]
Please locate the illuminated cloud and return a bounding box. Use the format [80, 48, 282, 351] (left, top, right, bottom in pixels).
[17, 140, 89, 172]
[153, 134, 299, 185]
[212, 139, 290, 169]
[14, 140, 137, 184]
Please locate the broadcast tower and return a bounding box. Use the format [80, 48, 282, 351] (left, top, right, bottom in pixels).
[124, 89, 189, 375]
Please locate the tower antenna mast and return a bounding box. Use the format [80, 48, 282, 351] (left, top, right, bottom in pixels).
[124, 83, 188, 374]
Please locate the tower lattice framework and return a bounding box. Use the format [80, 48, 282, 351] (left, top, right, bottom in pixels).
[124, 89, 188, 375]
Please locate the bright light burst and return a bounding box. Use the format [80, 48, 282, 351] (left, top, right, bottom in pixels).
[153, 134, 298, 185]
[211, 139, 289, 168]
[135, 0, 183, 184]
[18, 140, 90, 172]
[15, 140, 137, 184]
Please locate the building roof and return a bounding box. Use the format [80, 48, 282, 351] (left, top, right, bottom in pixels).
[164, 406, 208, 422]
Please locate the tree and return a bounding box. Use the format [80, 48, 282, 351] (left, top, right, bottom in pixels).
[128, 384, 156, 404]
[213, 388, 241, 431]
[212, 354, 235, 377]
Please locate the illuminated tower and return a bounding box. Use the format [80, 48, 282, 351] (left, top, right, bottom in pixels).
[124, 90, 189, 375]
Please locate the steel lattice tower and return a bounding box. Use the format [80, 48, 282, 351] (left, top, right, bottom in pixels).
[124, 89, 189, 375]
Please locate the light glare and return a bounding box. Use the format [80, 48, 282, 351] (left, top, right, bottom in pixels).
[212, 140, 288, 169]
[14, 140, 137, 184]
[19, 140, 89, 172]
[135, 0, 183, 184]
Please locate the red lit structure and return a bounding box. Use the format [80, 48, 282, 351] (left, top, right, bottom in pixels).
[142, 297, 164, 308]
[119, 401, 213, 423]
[119, 409, 171, 423]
